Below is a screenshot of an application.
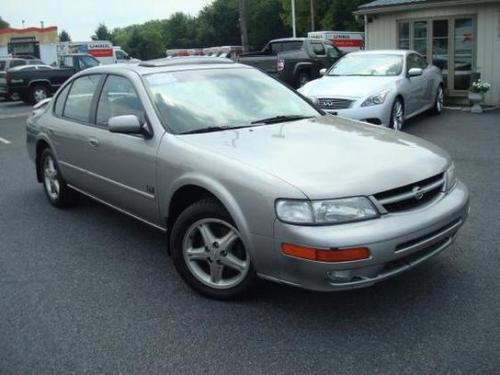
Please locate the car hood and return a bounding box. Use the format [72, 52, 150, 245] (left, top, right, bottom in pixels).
[177, 116, 450, 199]
[299, 76, 396, 99]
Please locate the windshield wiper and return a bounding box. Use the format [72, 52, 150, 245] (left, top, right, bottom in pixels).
[179, 124, 255, 135]
[250, 115, 313, 125]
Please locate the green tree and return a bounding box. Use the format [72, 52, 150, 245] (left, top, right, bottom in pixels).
[247, 0, 289, 50]
[59, 29, 71, 42]
[161, 13, 197, 49]
[281, 0, 368, 36]
[196, 0, 240, 47]
[91, 23, 112, 41]
[0, 16, 9, 29]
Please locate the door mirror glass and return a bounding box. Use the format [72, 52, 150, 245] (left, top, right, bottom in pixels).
[108, 115, 142, 134]
[408, 67, 423, 77]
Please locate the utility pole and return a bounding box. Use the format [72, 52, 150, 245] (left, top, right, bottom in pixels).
[291, 0, 296, 37]
[310, 0, 315, 31]
[239, 0, 249, 52]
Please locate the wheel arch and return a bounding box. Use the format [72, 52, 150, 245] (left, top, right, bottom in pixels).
[35, 137, 57, 182]
[164, 176, 253, 255]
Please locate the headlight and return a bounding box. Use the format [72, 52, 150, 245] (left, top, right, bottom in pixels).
[361, 89, 390, 107]
[445, 163, 457, 191]
[276, 197, 379, 225]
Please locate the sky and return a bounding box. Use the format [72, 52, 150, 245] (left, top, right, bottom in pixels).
[1, 0, 213, 40]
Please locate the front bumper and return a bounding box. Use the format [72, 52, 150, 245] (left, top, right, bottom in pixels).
[324, 102, 392, 127]
[255, 181, 469, 291]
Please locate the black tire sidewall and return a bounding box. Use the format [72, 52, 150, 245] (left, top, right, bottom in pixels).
[170, 199, 255, 300]
[390, 98, 404, 129]
[432, 85, 444, 114]
[40, 148, 75, 208]
[297, 71, 311, 88]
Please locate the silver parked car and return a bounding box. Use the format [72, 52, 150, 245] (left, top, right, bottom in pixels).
[27, 57, 468, 299]
[298, 50, 444, 129]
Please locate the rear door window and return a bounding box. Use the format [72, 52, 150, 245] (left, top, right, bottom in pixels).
[0, 61, 6, 71]
[63, 75, 102, 122]
[281, 41, 303, 52]
[54, 83, 72, 117]
[96, 75, 145, 126]
[311, 42, 326, 56]
[270, 42, 283, 54]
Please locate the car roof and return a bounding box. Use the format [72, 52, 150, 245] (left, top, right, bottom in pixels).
[347, 49, 416, 56]
[82, 56, 254, 76]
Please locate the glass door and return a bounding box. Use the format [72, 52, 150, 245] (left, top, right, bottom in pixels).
[453, 18, 474, 90]
[432, 20, 448, 89]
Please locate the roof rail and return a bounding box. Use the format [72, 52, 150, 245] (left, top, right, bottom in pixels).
[139, 56, 234, 68]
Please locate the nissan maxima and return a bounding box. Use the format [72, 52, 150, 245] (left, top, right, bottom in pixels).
[298, 50, 444, 130]
[27, 57, 468, 299]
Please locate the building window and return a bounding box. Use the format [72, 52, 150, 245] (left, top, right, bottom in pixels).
[397, 17, 475, 93]
[398, 22, 410, 49]
[413, 21, 428, 59]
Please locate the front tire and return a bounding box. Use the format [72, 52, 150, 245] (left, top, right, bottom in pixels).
[296, 71, 311, 88]
[389, 98, 404, 130]
[170, 199, 256, 300]
[40, 148, 77, 208]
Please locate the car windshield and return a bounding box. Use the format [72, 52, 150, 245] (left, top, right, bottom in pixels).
[144, 67, 320, 134]
[328, 54, 403, 76]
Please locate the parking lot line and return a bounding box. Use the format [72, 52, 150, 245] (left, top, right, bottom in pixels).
[0, 137, 11, 144]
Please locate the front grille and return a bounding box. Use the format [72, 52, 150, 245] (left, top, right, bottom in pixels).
[373, 173, 445, 213]
[317, 98, 353, 110]
[395, 218, 461, 252]
[383, 238, 449, 273]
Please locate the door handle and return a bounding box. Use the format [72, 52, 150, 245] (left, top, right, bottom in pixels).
[88, 137, 100, 147]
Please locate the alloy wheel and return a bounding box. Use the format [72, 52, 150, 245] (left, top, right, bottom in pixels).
[34, 88, 47, 103]
[43, 155, 60, 201]
[391, 100, 404, 130]
[436, 87, 444, 113]
[182, 218, 249, 289]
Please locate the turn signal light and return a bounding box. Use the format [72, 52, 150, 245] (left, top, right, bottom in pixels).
[281, 243, 370, 262]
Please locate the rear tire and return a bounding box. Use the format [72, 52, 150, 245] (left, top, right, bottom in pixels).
[170, 199, 256, 300]
[40, 148, 77, 208]
[430, 85, 444, 115]
[30, 85, 49, 104]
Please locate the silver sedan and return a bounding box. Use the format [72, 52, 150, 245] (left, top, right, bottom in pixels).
[298, 50, 444, 129]
[27, 58, 467, 299]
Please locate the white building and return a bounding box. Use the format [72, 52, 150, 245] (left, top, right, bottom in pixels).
[355, 0, 500, 106]
[0, 26, 59, 65]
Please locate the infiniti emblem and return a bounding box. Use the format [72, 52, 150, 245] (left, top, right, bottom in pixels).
[412, 186, 425, 200]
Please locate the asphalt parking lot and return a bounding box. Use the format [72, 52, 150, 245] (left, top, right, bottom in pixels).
[1, 101, 499, 374]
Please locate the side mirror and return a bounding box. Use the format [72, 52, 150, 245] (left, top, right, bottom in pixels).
[408, 67, 423, 77]
[319, 68, 327, 76]
[108, 115, 143, 135]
